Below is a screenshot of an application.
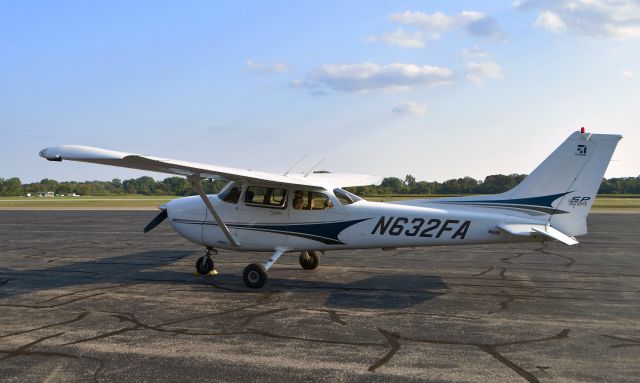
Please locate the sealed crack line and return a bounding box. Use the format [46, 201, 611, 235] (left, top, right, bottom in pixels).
[237, 308, 289, 327]
[400, 329, 570, 381]
[307, 309, 348, 325]
[501, 253, 525, 264]
[0, 293, 106, 309]
[35, 284, 132, 304]
[0, 331, 104, 383]
[601, 334, 640, 348]
[368, 328, 401, 371]
[472, 266, 495, 277]
[478, 344, 540, 383]
[0, 311, 89, 339]
[499, 291, 515, 310]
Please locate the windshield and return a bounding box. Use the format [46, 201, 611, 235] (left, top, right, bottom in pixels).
[333, 188, 363, 205]
[218, 182, 241, 204]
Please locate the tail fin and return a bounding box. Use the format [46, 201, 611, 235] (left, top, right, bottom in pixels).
[504, 130, 621, 236]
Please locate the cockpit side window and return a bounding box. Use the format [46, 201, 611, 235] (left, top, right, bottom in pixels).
[219, 184, 241, 204]
[333, 188, 363, 205]
[292, 190, 333, 210]
[244, 186, 288, 209]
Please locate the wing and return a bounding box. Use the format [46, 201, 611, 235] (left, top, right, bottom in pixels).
[39, 145, 382, 189]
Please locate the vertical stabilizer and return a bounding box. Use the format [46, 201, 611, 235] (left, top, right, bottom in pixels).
[504, 131, 622, 236]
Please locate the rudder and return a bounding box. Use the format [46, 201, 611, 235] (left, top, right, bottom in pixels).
[505, 130, 622, 236]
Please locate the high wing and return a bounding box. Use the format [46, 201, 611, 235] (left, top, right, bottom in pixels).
[39, 145, 382, 189]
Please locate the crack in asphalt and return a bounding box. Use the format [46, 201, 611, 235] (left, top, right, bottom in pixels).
[472, 266, 494, 277]
[499, 290, 515, 310]
[601, 334, 640, 348]
[33, 307, 569, 381]
[0, 312, 89, 339]
[34, 284, 132, 304]
[307, 308, 348, 325]
[368, 328, 401, 371]
[404, 329, 570, 383]
[501, 244, 576, 269]
[0, 332, 104, 382]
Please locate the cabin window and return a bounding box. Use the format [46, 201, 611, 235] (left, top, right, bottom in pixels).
[244, 186, 288, 209]
[219, 184, 241, 204]
[333, 188, 362, 205]
[292, 190, 333, 210]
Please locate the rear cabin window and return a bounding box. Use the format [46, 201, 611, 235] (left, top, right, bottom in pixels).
[292, 190, 333, 210]
[244, 186, 287, 209]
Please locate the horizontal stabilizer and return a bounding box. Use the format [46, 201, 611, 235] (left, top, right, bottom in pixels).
[498, 224, 579, 245]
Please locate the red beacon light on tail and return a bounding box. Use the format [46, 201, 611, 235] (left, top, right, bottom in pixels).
[581, 127, 586, 134]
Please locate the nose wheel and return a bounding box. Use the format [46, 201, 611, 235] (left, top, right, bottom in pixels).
[196, 248, 216, 275]
[299, 251, 320, 270]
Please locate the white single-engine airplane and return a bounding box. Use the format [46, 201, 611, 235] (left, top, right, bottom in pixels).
[40, 129, 621, 288]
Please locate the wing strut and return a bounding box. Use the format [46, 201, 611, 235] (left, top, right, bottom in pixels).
[190, 177, 240, 247]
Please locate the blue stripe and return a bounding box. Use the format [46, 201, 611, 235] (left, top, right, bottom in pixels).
[429, 191, 572, 215]
[173, 218, 371, 245]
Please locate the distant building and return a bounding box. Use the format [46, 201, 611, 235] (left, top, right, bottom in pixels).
[66, 193, 80, 197]
[37, 191, 54, 197]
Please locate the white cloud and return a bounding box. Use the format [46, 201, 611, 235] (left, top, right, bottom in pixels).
[366, 28, 425, 48]
[516, 0, 640, 39]
[392, 101, 427, 115]
[245, 60, 290, 74]
[308, 63, 453, 92]
[620, 69, 635, 78]
[462, 45, 488, 57]
[534, 11, 567, 32]
[388, 10, 506, 40]
[466, 62, 503, 85]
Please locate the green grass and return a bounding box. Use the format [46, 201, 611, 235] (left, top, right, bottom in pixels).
[1, 195, 638, 209]
[0, 195, 173, 208]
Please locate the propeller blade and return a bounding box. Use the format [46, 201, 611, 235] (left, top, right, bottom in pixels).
[143, 209, 168, 233]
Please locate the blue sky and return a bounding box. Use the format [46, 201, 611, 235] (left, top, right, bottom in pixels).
[1, 0, 638, 183]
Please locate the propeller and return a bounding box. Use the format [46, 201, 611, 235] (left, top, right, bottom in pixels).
[144, 209, 168, 233]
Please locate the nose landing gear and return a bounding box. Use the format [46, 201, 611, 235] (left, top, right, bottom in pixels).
[196, 247, 217, 275]
[299, 251, 320, 270]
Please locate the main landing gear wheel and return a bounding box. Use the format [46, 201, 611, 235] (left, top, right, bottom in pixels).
[196, 256, 214, 275]
[299, 251, 320, 270]
[243, 263, 267, 288]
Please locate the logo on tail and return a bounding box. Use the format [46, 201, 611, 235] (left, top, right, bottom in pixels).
[568, 196, 591, 208]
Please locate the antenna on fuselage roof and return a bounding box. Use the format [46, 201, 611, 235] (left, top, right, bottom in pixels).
[304, 157, 326, 177]
[283, 154, 308, 176]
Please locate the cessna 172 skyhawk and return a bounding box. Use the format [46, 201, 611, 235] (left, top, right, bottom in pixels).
[40, 130, 621, 288]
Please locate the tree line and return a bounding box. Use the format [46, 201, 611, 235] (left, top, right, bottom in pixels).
[0, 174, 639, 197]
[0, 177, 227, 196]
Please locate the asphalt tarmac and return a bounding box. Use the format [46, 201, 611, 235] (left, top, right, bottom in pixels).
[0, 211, 638, 382]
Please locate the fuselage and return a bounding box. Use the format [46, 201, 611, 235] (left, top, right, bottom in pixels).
[166, 182, 547, 252]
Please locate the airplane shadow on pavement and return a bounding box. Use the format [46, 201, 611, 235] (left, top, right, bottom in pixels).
[0, 250, 447, 310]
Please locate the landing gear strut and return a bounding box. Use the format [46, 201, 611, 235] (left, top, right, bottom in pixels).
[299, 251, 320, 270]
[196, 248, 216, 275]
